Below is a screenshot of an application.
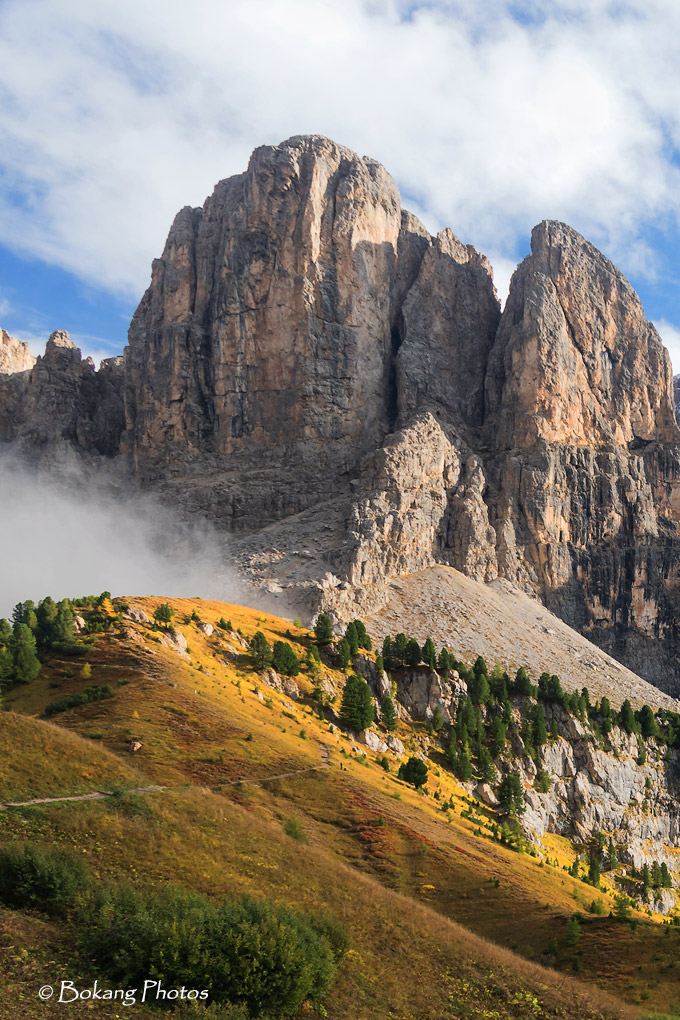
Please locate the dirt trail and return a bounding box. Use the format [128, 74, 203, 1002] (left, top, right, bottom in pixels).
[0, 746, 332, 808]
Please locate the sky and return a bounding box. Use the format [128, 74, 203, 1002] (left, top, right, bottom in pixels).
[0, 0, 679, 368]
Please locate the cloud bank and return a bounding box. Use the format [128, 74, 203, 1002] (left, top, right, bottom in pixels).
[0, 0, 679, 311]
[0, 454, 246, 618]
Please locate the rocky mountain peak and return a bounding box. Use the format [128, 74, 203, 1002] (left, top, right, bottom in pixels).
[486, 219, 678, 450]
[0, 328, 35, 375]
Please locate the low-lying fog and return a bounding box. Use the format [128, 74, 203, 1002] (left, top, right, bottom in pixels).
[0, 452, 246, 619]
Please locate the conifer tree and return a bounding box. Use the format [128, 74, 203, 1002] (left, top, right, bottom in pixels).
[498, 772, 524, 816]
[513, 667, 533, 696]
[607, 841, 617, 871]
[353, 619, 371, 651]
[381, 692, 397, 731]
[271, 641, 299, 677]
[478, 746, 496, 783]
[340, 675, 374, 731]
[534, 703, 548, 745]
[437, 647, 451, 674]
[661, 862, 672, 888]
[550, 718, 559, 739]
[249, 631, 273, 669]
[12, 623, 40, 683]
[344, 622, 359, 657]
[423, 637, 437, 672]
[432, 705, 444, 732]
[638, 704, 659, 739]
[314, 613, 333, 646]
[620, 699, 636, 735]
[394, 633, 407, 666]
[404, 638, 421, 668]
[336, 638, 351, 670]
[382, 636, 394, 669]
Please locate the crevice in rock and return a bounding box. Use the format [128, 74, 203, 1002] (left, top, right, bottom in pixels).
[386, 316, 403, 430]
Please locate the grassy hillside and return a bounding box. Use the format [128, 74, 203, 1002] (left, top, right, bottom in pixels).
[1, 595, 678, 1019]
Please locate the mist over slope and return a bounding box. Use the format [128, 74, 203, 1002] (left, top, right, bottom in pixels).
[0, 452, 245, 616]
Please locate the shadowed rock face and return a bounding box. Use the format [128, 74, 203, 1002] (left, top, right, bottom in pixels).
[0, 330, 124, 458]
[2, 135, 680, 690]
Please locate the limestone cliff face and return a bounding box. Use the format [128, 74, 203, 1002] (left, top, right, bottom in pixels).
[481, 223, 680, 689]
[0, 329, 35, 376]
[0, 330, 124, 458]
[3, 137, 680, 693]
[123, 136, 405, 507]
[486, 221, 678, 451]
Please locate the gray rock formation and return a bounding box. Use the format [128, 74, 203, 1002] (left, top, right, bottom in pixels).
[3, 135, 680, 695]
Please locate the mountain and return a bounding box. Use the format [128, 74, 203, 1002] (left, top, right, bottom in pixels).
[2, 135, 680, 695]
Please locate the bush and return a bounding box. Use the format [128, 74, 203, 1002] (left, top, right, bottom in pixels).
[44, 684, 114, 718]
[78, 885, 348, 1016]
[397, 756, 429, 789]
[283, 817, 306, 842]
[0, 844, 88, 916]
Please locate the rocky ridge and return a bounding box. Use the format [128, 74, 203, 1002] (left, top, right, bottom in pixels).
[3, 135, 680, 695]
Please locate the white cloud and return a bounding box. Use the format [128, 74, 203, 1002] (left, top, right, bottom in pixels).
[0, 0, 678, 299]
[654, 319, 680, 377]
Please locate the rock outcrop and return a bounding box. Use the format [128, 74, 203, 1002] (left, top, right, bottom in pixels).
[0, 330, 124, 459]
[3, 135, 680, 693]
[0, 328, 35, 375]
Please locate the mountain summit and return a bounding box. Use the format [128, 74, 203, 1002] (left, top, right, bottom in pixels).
[2, 135, 680, 691]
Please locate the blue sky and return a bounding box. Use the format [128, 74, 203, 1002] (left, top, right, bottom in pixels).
[0, 0, 679, 367]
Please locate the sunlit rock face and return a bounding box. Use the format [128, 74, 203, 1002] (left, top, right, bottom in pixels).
[3, 138, 680, 691]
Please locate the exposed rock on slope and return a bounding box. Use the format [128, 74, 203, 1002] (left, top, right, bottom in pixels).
[3, 135, 680, 693]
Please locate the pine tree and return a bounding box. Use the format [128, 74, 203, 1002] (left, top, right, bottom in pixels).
[423, 637, 437, 672]
[478, 747, 496, 784]
[382, 636, 394, 669]
[534, 703, 548, 745]
[432, 705, 444, 732]
[381, 692, 397, 731]
[12, 623, 40, 683]
[457, 744, 472, 781]
[375, 654, 384, 673]
[642, 863, 652, 891]
[53, 600, 75, 643]
[437, 647, 451, 674]
[652, 861, 662, 888]
[638, 704, 659, 739]
[353, 620, 371, 651]
[473, 656, 488, 677]
[0, 618, 11, 644]
[271, 641, 299, 677]
[600, 696, 611, 718]
[398, 756, 428, 789]
[498, 772, 524, 816]
[620, 699, 636, 735]
[336, 638, 351, 670]
[340, 675, 374, 731]
[249, 631, 273, 669]
[394, 633, 407, 666]
[562, 916, 581, 947]
[513, 667, 533, 696]
[36, 597, 58, 645]
[490, 718, 507, 757]
[344, 622, 359, 657]
[607, 841, 617, 871]
[153, 602, 175, 629]
[404, 638, 421, 668]
[661, 862, 672, 888]
[314, 613, 333, 646]
[550, 718, 559, 739]
[588, 858, 601, 887]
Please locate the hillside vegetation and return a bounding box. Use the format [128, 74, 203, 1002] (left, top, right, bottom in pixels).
[1, 593, 679, 1019]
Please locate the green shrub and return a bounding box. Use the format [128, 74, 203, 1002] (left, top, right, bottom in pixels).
[78, 885, 348, 1016]
[283, 817, 306, 842]
[44, 684, 114, 718]
[0, 844, 88, 916]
